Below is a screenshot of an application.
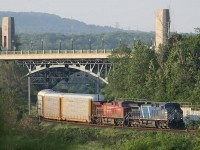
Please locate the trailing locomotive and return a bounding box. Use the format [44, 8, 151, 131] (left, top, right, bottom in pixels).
[37, 90, 184, 129]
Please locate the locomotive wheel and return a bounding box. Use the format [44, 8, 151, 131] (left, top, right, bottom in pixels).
[124, 120, 130, 127]
[96, 118, 102, 125]
[136, 121, 140, 127]
[156, 121, 161, 128]
[161, 121, 168, 129]
[114, 119, 124, 126]
[91, 117, 96, 124]
[130, 120, 140, 127]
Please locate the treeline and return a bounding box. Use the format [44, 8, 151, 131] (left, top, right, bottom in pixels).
[0, 11, 120, 34]
[103, 32, 200, 103]
[18, 31, 154, 50]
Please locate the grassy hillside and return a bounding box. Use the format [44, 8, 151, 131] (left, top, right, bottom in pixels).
[0, 120, 196, 150]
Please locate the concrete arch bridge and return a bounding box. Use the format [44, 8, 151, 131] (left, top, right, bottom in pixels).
[0, 49, 113, 89]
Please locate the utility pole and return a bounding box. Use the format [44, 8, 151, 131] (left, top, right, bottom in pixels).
[30, 41, 33, 50]
[71, 38, 74, 50]
[41, 39, 44, 50]
[89, 39, 91, 50]
[102, 38, 104, 49]
[96, 73, 100, 101]
[28, 76, 31, 115]
[59, 40, 62, 50]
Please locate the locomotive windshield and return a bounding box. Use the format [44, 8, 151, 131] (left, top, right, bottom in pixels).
[122, 103, 129, 107]
[165, 103, 181, 109]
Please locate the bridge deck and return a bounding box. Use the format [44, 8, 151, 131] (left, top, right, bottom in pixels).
[0, 49, 112, 60]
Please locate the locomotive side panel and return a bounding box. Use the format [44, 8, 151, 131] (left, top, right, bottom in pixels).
[140, 105, 167, 120]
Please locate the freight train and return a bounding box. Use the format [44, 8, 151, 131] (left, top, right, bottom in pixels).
[37, 89, 184, 129]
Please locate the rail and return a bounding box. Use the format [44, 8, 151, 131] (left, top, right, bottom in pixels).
[40, 117, 196, 134]
[0, 49, 113, 55]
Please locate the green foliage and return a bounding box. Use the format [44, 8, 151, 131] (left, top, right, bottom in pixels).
[0, 91, 18, 136]
[122, 132, 193, 150]
[103, 44, 131, 99]
[0, 27, 1, 48]
[186, 120, 200, 130]
[18, 31, 154, 50]
[0, 61, 28, 105]
[104, 32, 200, 103]
[128, 43, 157, 99]
[0, 61, 30, 136]
[1, 123, 195, 150]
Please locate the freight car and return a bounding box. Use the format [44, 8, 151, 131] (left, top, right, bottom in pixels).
[37, 90, 184, 128]
[37, 89, 104, 123]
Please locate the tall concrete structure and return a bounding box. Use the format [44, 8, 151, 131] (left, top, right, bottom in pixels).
[2, 17, 15, 50]
[155, 9, 170, 52]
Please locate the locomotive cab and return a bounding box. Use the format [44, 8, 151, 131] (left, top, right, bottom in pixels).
[164, 103, 184, 128]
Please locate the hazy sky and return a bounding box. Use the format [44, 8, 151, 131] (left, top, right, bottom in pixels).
[0, 0, 199, 33]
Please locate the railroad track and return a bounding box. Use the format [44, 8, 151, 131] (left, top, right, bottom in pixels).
[38, 117, 196, 134]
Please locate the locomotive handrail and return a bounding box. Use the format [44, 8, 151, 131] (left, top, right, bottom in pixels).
[116, 98, 147, 102]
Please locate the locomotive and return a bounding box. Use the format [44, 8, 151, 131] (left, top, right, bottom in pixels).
[93, 101, 184, 128]
[37, 89, 184, 129]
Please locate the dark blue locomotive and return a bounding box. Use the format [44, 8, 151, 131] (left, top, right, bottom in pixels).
[123, 101, 184, 128]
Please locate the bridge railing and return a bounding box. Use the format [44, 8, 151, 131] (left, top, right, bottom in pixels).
[0, 49, 113, 55]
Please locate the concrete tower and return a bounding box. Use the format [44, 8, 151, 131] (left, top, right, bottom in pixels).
[155, 9, 170, 52]
[2, 17, 15, 50]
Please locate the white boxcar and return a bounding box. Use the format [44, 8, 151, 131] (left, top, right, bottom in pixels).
[37, 89, 104, 122]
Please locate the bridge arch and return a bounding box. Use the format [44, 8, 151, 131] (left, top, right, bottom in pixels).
[26, 63, 112, 85]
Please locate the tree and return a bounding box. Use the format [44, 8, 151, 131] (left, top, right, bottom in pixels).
[127, 43, 157, 99]
[0, 27, 2, 49]
[0, 91, 18, 135]
[163, 35, 200, 101]
[103, 44, 131, 99]
[104, 43, 157, 100]
[104, 31, 200, 103]
[0, 62, 28, 101]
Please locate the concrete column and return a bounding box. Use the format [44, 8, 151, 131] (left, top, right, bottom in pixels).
[155, 9, 170, 52]
[2, 17, 15, 50]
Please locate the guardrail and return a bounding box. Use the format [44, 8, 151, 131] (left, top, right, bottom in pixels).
[0, 49, 113, 55]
